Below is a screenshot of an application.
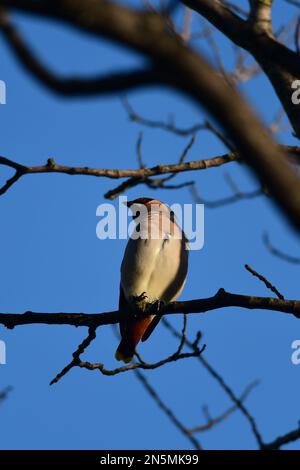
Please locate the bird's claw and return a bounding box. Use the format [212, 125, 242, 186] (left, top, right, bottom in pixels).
[134, 292, 148, 303]
[131, 292, 149, 315]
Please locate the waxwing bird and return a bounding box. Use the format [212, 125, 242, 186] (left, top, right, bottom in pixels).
[115, 197, 188, 363]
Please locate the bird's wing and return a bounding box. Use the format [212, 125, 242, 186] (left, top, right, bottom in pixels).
[118, 284, 131, 338]
[141, 315, 161, 342]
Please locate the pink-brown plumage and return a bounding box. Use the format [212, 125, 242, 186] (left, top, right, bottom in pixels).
[115, 198, 188, 363]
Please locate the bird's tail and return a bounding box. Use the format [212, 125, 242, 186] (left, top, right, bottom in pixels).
[115, 316, 155, 363]
[115, 339, 135, 364]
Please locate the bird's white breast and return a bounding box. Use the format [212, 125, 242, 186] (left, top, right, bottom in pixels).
[121, 214, 188, 303]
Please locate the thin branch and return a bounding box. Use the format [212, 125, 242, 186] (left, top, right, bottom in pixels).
[263, 232, 300, 264]
[150, 135, 196, 185]
[181, 6, 193, 42]
[131, 132, 196, 192]
[122, 97, 220, 137]
[161, 318, 265, 448]
[163, 317, 300, 449]
[188, 380, 259, 433]
[0, 152, 239, 197]
[111, 313, 201, 449]
[0, 386, 12, 403]
[111, 316, 201, 449]
[136, 132, 145, 169]
[2, 144, 299, 199]
[134, 369, 202, 450]
[285, 0, 300, 8]
[2, 1, 300, 229]
[50, 314, 203, 384]
[263, 425, 300, 450]
[77, 345, 204, 376]
[0, 10, 166, 96]
[244, 264, 285, 300]
[0, 156, 27, 196]
[50, 327, 97, 385]
[190, 176, 263, 209]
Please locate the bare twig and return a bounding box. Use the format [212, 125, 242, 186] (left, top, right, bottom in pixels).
[181, 7, 193, 42]
[263, 232, 300, 264]
[134, 369, 202, 450]
[190, 175, 263, 209]
[263, 425, 300, 450]
[0, 10, 166, 96]
[50, 327, 97, 385]
[131, 133, 196, 192]
[244, 264, 285, 299]
[2, 1, 300, 229]
[50, 314, 203, 384]
[136, 132, 145, 169]
[188, 380, 259, 433]
[162, 316, 300, 449]
[112, 314, 201, 449]
[2, 145, 298, 199]
[151, 135, 196, 185]
[77, 342, 204, 376]
[161, 318, 265, 447]
[0, 386, 12, 403]
[0, 156, 27, 196]
[285, 0, 300, 8]
[0, 152, 239, 198]
[122, 97, 227, 140]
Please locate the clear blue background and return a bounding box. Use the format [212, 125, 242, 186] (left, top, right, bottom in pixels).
[0, 0, 300, 450]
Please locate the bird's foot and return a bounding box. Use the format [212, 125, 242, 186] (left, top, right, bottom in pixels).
[131, 292, 149, 315]
[134, 292, 148, 303]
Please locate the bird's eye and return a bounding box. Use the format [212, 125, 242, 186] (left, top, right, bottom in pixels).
[132, 210, 140, 220]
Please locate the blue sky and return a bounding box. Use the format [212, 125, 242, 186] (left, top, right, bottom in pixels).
[0, 1, 300, 450]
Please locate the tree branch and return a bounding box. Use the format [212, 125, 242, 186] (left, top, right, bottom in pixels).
[263, 426, 300, 450]
[244, 263, 285, 299]
[163, 318, 300, 449]
[162, 318, 265, 447]
[1, 145, 300, 199]
[1, 288, 300, 330]
[0, 386, 12, 403]
[249, 0, 273, 36]
[0, 9, 166, 96]
[188, 380, 259, 433]
[263, 232, 300, 264]
[2, 1, 300, 230]
[0, 152, 239, 197]
[182, 0, 300, 136]
[134, 369, 202, 450]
